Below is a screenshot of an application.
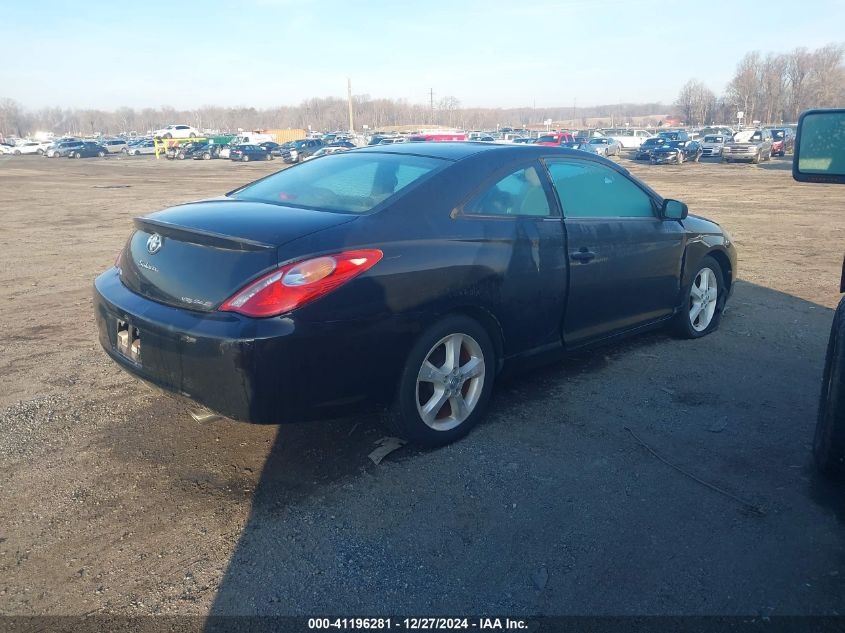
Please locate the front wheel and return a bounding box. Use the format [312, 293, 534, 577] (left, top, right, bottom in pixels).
[673, 256, 724, 339]
[98, 151, 105, 157]
[814, 300, 845, 477]
[676, 151, 684, 164]
[385, 315, 495, 446]
[242, 154, 250, 162]
[694, 150, 702, 163]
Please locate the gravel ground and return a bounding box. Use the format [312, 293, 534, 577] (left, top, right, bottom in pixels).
[0, 152, 844, 616]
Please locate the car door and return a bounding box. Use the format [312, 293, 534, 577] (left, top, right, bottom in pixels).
[543, 157, 686, 347]
[458, 160, 568, 354]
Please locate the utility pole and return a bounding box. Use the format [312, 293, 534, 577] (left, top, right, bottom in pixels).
[347, 78, 354, 133]
[430, 88, 435, 125]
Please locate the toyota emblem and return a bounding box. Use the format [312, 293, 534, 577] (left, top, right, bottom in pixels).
[146, 233, 162, 255]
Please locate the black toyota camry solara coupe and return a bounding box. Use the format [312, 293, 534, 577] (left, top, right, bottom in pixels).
[94, 143, 737, 445]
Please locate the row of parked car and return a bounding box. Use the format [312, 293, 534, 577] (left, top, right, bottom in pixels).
[160, 137, 354, 163]
[3, 124, 796, 168]
[629, 127, 795, 165]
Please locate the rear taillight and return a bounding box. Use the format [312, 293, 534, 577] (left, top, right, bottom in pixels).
[219, 249, 383, 318]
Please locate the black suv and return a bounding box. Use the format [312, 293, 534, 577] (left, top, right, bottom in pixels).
[282, 139, 324, 163]
[67, 142, 107, 158]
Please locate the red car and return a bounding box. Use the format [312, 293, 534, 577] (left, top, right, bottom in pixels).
[769, 128, 795, 157]
[535, 132, 575, 146]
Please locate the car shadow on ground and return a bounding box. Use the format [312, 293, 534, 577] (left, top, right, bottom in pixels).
[757, 156, 794, 171]
[201, 280, 845, 619]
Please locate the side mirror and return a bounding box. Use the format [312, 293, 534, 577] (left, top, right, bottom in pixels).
[662, 199, 688, 220]
[793, 108, 845, 184]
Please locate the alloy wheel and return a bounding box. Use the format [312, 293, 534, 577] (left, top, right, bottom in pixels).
[689, 267, 718, 332]
[416, 333, 485, 431]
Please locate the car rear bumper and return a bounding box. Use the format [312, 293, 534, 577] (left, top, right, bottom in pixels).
[94, 269, 411, 424]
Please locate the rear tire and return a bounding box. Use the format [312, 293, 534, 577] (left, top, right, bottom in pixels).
[815, 299, 845, 477]
[673, 255, 724, 339]
[98, 151, 105, 157]
[384, 315, 496, 447]
[163, 133, 172, 139]
[265, 153, 272, 160]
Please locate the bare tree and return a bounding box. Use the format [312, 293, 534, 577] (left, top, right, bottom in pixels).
[760, 53, 788, 124]
[726, 52, 762, 124]
[438, 96, 461, 127]
[786, 47, 813, 121]
[675, 80, 716, 126]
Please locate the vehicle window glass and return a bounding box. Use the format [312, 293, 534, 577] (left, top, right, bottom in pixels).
[231, 152, 444, 214]
[545, 160, 654, 219]
[463, 165, 551, 217]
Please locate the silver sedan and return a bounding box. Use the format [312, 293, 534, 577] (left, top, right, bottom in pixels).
[587, 137, 622, 156]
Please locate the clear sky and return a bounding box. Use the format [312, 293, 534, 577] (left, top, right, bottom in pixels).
[2, 0, 843, 111]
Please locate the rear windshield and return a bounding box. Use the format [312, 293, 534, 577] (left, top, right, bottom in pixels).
[229, 152, 445, 214]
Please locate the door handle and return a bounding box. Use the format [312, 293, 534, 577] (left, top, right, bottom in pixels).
[570, 248, 596, 263]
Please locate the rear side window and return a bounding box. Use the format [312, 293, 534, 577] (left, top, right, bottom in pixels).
[230, 152, 445, 214]
[545, 159, 654, 219]
[463, 165, 552, 217]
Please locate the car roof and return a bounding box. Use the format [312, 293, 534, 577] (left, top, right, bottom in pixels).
[353, 141, 626, 169]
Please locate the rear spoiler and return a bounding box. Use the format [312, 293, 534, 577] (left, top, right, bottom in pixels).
[133, 217, 275, 252]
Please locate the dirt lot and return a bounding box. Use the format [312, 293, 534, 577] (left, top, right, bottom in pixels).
[1, 152, 844, 617]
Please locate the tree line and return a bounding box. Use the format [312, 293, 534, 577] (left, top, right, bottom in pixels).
[0, 95, 668, 138]
[675, 43, 845, 127]
[1, 43, 842, 138]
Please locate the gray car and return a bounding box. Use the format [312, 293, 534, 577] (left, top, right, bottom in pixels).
[700, 134, 729, 157]
[125, 139, 156, 156]
[587, 137, 622, 156]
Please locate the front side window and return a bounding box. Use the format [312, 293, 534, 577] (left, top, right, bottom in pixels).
[545, 159, 654, 219]
[463, 165, 552, 217]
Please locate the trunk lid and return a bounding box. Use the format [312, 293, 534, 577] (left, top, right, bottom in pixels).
[119, 199, 357, 312]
